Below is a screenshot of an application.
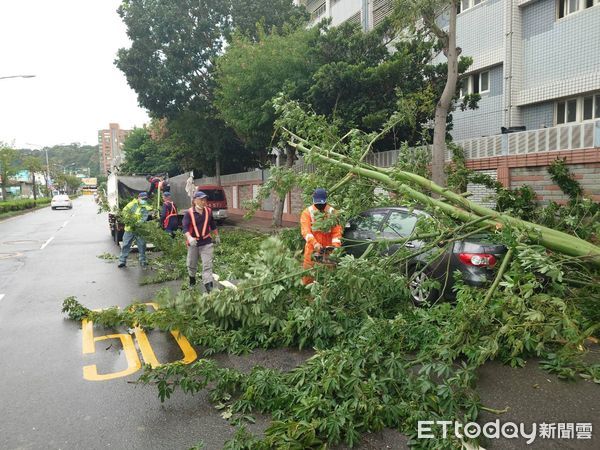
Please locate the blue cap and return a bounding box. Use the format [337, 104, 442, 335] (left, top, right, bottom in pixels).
[194, 191, 207, 199]
[312, 188, 327, 205]
[162, 191, 171, 197]
[138, 192, 148, 199]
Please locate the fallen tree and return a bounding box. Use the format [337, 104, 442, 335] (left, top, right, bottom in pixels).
[276, 114, 600, 266]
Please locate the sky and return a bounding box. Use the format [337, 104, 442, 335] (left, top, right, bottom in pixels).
[0, 0, 149, 149]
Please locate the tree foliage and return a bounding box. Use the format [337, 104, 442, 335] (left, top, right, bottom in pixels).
[120, 127, 179, 175]
[0, 144, 19, 200]
[229, 0, 308, 41]
[115, 0, 308, 177]
[216, 26, 319, 154]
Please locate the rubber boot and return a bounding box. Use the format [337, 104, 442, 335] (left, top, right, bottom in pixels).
[204, 282, 213, 293]
[189, 276, 196, 286]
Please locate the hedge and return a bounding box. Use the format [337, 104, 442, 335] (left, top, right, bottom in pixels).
[0, 198, 52, 214]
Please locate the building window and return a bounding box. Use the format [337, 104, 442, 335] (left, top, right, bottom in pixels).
[557, 0, 599, 19]
[458, 0, 487, 14]
[460, 70, 490, 97]
[478, 71, 489, 94]
[556, 93, 600, 124]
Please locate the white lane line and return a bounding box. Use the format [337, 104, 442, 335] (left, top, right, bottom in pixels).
[61, 221, 69, 228]
[0, 294, 5, 302]
[40, 236, 55, 250]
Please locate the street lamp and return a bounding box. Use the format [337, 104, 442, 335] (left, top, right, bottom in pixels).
[0, 75, 36, 80]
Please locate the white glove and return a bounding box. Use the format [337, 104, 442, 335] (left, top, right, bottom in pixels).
[187, 235, 197, 246]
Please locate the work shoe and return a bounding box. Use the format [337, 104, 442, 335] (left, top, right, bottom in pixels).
[118, 262, 126, 268]
[189, 276, 196, 286]
[204, 282, 213, 293]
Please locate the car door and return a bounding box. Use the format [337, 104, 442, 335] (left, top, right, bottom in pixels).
[343, 210, 389, 257]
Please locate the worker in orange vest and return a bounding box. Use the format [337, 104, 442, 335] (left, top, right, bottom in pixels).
[300, 188, 342, 285]
[183, 191, 220, 292]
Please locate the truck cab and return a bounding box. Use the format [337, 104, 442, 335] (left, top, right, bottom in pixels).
[195, 185, 228, 223]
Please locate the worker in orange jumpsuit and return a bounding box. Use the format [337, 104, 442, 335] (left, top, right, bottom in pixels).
[300, 188, 343, 285]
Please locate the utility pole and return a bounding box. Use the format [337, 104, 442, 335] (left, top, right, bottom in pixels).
[26, 143, 51, 196]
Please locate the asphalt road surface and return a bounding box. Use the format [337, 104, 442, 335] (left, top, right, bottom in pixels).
[0, 196, 597, 450]
[0, 196, 285, 450]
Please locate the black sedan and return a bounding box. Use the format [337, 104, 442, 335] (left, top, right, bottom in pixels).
[343, 207, 506, 305]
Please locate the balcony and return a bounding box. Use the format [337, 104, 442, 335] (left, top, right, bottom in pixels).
[363, 120, 600, 167]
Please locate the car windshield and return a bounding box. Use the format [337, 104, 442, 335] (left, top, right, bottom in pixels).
[201, 189, 225, 201]
[382, 211, 418, 237]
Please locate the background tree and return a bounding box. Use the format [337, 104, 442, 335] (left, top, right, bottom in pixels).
[17, 144, 100, 177]
[121, 127, 180, 175]
[22, 156, 44, 203]
[54, 173, 81, 195]
[392, 0, 461, 187]
[0, 145, 19, 200]
[115, 0, 305, 179]
[216, 25, 322, 225]
[230, 0, 308, 41]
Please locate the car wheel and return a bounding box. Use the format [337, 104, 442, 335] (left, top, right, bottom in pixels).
[51, 207, 56, 210]
[408, 266, 439, 306]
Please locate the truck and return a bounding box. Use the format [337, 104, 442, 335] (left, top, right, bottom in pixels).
[106, 172, 229, 243]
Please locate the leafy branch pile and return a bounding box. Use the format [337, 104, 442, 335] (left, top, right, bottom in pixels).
[64, 231, 599, 448]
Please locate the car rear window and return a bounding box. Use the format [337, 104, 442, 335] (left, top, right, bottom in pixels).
[53, 195, 69, 200]
[201, 189, 225, 201]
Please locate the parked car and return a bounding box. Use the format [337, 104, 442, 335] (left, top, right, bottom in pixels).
[343, 207, 507, 305]
[196, 185, 228, 223]
[51, 194, 73, 210]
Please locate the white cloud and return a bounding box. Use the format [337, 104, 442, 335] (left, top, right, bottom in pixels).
[0, 0, 149, 148]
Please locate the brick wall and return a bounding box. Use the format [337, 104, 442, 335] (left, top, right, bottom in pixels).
[510, 164, 600, 204]
[467, 169, 498, 208]
[239, 185, 252, 207]
[222, 185, 233, 209]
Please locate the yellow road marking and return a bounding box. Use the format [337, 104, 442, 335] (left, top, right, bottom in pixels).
[82, 327, 141, 381]
[81, 303, 197, 380]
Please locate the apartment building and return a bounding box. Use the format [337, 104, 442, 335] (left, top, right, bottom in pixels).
[294, 0, 600, 204]
[97, 123, 131, 175]
[297, 0, 599, 139]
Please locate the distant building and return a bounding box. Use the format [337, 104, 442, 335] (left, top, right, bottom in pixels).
[98, 123, 131, 175]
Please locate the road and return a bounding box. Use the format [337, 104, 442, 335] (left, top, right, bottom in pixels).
[0, 196, 278, 450]
[0, 196, 597, 449]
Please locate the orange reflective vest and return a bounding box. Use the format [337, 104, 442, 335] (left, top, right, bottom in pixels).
[187, 207, 212, 241]
[300, 204, 343, 248]
[162, 202, 178, 229]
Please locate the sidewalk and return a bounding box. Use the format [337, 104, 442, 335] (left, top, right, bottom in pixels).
[222, 213, 298, 233]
